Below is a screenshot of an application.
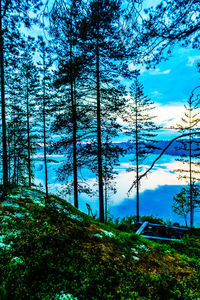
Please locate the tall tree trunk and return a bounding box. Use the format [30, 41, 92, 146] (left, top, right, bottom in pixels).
[43, 80, 48, 197]
[0, 0, 8, 197]
[8, 131, 11, 183]
[189, 106, 193, 228]
[17, 155, 19, 185]
[42, 44, 48, 198]
[104, 179, 108, 222]
[70, 29, 78, 209]
[135, 94, 139, 223]
[189, 131, 193, 227]
[26, 78, 31, 187]
[72, 88, 78, 208]
[96, 33, 104, 223]
[13, 122, 17, 184]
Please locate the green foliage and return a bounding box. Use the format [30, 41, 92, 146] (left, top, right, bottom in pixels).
[113, 215, 164, 234]
[140, 215, 164, 225]
[0, 186, 200, 299]
[172, 186, 200, 226]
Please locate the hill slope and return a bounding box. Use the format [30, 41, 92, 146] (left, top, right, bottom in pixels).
[0, 186, 200, 299]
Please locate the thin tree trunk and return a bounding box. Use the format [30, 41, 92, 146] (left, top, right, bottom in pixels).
[96, 32, 104, 223]
[8, 131, 11, 183]
[189, 133, 193, 227]
[135, 92, 139, 222]
[189, 105, 193, 228]
[42, 44, 48, 198]
[105, 179, 108, 222]
[13, 123, 16, 184]
[0, 0, 8, 197]
[17, 155, 19, 185]
[72, 85, 78, 208]
[26, 78, 31, 187]
[43, 81, 48, 197]
[70, 25, 78, 209]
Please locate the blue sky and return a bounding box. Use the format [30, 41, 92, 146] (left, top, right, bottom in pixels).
[126, 45, 199, 140]
[141, 47, 200, 105]
[139, 46, 200, 120]
[118, 46, 200, 142]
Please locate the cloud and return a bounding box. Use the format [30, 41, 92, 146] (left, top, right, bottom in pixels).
[151, 91, 160, 96]
[154, 104, 185, 127]
[186, 56, 200, 66]
[105, 161, 186, 206]
[149, 68, 171, 75]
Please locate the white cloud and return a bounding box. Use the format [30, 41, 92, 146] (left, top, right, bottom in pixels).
[149, 68, 171, 75]
[151, 91, 160, 96]
[162, 69, 171, 74]
[155, 104, 185, 127]
[108, 161, 186, 205]
[186, 56, 200, 66]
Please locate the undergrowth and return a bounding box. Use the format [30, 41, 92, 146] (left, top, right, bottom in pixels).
[0, 186, 199, 299]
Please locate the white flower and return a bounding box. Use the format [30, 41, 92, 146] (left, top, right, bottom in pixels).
[132, 256, 139, 261]
[10, 257, 24, 265]
[55, 291, 78, 300]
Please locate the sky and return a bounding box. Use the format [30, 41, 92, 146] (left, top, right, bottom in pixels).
[138, 46, 200, 137]
[27, 0, 200, 142]
[116, 45, 200, 142]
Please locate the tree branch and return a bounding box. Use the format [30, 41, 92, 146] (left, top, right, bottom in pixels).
[128, 131, 200, 194]
[1, 0, 10, 19]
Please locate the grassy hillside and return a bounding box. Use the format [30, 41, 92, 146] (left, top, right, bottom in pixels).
[0, 186, 200, 299]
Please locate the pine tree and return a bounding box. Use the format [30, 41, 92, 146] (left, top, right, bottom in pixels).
[18, 36, 40, 187]
[49, 0, 90, 208]
[0, 0, 43, 197]
[127, 0, 200, 67]
[125, 73, 160, 222]
[173, 87, 200, 227]
[7, 73, 27, 184]
[37, 36, 53, 198]
[79, 0, 127, 222]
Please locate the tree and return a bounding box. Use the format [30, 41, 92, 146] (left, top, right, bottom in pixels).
[79, 0, 128, 222]
[6, 71, 27, 185]
[49, 0, 91, 208]
[129, 0, 200, 66]
[0, 0, 7, 196]
[50, 0, 127, 221]
[173, 186, 200, 227]
[37, 36, 53, 198]
[125, 72, 160, 222]
[103, 136, 125, 221]
[0, 0, 43, 197]
[173, 86, 200, 227]
[21, 37, 40, 187]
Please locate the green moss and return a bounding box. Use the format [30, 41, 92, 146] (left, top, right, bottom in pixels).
[0, 186, 199, 299]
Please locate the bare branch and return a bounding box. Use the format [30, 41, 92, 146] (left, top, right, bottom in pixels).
[128, 131, 200, 194]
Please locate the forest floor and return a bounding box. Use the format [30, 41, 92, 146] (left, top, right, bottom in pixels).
[0, 185, 200, 299]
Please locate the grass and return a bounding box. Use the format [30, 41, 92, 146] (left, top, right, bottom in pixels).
[0, 186, 200, 299]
